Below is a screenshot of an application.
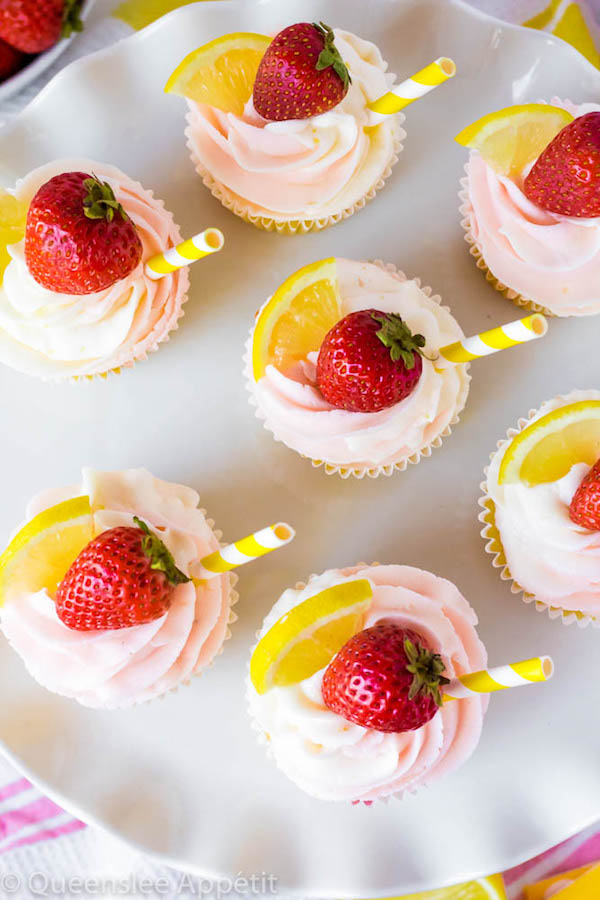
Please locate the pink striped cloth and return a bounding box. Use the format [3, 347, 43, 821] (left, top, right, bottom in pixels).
[504, 825, 600, 898]
[0, 772, 85, 855]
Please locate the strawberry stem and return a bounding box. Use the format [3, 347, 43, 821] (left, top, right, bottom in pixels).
[62, 0, 84, 40]
[404, 638, 450, 707]
[372, 313, 426, 370]
[134, 517, 191, 586]
[313, 22, 351, 89]
[82, 176, 130, 223]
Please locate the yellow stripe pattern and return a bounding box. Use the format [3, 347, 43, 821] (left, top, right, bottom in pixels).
[368, 57, 456, 119]
[146, 228, 224, 279]
[437, 314, 548, 365]
[193, 523, 295, 579]
[524, 0, 600, 69]
[443, 656, 554, 702]
[525, 864, 600, 900]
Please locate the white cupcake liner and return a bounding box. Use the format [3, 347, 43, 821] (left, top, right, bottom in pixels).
[243, 259, 471, 478]
[458, 170, 555, 317]
[479, 400, 600, 629]
[1, 180, 190, 384]
[245, 563, 427, 804]
[185, 112, 405, 234]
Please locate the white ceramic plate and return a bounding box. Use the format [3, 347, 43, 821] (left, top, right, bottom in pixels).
[0, 0, 599, 894]
[0, 0, 96, 104]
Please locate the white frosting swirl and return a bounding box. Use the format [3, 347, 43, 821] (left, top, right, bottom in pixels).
[0, 469, 232, 708]
[248, 565, 487, 802]
[0, 159, 189, 379]
[487, 390, 600, 615]
[248, 259, 470, 470]
[185, 31, 402, 222]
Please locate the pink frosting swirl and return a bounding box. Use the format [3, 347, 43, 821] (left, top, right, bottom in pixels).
[248, 565, 487, 802]
[0, 469, 233, 708]
[462, 100, 600, 316]
[185, 31, 401, 223]
[486, 390, 600, 616]
[0, 159, 189, 379]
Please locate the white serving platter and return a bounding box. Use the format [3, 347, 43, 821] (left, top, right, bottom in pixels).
[0, 0, 97, 104]
[0, 0, 599, 894]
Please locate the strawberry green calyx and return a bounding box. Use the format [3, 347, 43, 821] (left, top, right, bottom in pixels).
[372, 313, 426, 370]
[133, 517, 191, 586]
[62, 0, 84, 40]
[82, 176, 130, 223]
[313, 22, 351, 88]
[404, 638, 450, 707]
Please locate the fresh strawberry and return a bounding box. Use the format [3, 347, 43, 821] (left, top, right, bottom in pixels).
[524, 112, 600, 217]
[25, 171, 143, 295]
[0, 35, 24, 80]
[0, 0, 82, 54]
[55, 517, 190, 631]
[316, 309, 426, 412]
[253, 22, 350, 121]
[569, 459, 600, 530]
[322, 624, 449, 733]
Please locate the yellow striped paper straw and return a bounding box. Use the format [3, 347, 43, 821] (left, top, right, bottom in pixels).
[145, 228, 224, 280]
[443, 656, 554, 702]
[368, 57, 456, 122]
[192, 523, 295, 580]
[437, 314, 548, 366]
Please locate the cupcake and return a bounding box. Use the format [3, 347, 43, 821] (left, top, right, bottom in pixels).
[0, 468, 236, 708]
[247, 564, 488, 802]
[481, 389, 600, 626]
[458, 100, 600, 317]
[167, 24, 403, 233]
[0, 158, 189, 380]
[245, 258, 471, 478]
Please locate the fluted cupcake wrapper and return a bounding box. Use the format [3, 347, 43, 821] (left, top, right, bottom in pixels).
[458, 172, 555, 318]
[244, 260, 471, 479]
[185, 113, 405, 234]
[245, 563, 426, 805]
[479, 403, 600, 629]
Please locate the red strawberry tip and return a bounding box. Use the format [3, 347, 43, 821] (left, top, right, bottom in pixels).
[313, 22, 351, 89]
[133, 517, 191, 586]
[83, 175, 130, 224]
[568, 458, 600, 531]
[62, 0, 84, 39]
[404, 637, 450, 707]
[372, 312, 426, 370]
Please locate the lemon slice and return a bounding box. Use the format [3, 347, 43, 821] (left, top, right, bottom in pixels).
[455, 104, 574, 178]
[0, 496, 93, 607]
[165, 32, 272, 115]
[372, 874, 507, 900]
[0, 189, 27, 285]
[250, 579, 373, 695]
[498, 400, 600, 486]
[251, 258, 342, 381]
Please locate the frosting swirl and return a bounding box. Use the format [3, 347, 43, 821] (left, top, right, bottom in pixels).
[0, 469, 232, 708]
[463, 100, 600, 316]
[0, 159, 189, 379]
[185, 31, 402, 222]
[248, 565, 487, 802]
[248, 259, 470, 470]
[486, 390, 600, 615]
